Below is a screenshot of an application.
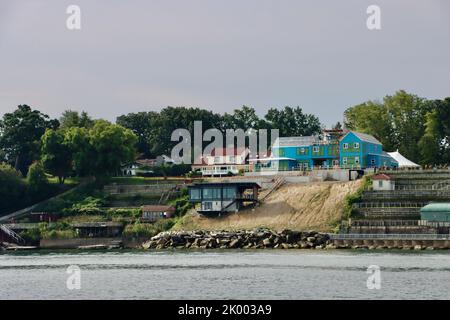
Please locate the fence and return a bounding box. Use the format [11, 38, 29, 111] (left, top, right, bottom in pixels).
[354, 202, 428, 208]
[329, 233, 450, 240]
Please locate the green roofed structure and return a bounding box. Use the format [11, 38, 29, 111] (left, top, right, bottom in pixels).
[420, 203, 450, 222]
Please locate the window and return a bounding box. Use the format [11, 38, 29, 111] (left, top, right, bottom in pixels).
[343, 143, 348, 149]
[343, 157, 347, 165]
[354, 142, 359, 149]
[202, 188, 221, 200]
[296, 147, 306, 155]
[203, 202, 212, 210]
[371, 159, 376, 165]
[378, 180, 383, 188]
[223, 187, 236, 199]
[228, 156, 235, 163]
[190, 188, 201, 200]
[355, 157, 360, 164]
[313, 146, 319, 153]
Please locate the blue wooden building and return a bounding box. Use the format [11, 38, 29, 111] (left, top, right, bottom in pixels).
[254, 130, 397, 171]
[339, 131, 398, 168]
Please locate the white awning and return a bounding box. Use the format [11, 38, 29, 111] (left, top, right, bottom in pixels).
[387, 151, 420, 168]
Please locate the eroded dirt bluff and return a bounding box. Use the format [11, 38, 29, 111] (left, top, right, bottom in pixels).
[174, 180, 362, 232]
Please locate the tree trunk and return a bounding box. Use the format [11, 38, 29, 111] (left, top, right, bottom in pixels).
[14, 155, 20, 171]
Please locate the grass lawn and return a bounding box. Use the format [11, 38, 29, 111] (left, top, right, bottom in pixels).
[46, 176, 80, 185]
[109, 176, 188, 185]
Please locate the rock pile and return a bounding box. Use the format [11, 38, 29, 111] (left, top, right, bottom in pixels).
[142, 229, 331, 250]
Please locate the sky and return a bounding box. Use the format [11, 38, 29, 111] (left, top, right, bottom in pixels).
[0, 0, 449, 127]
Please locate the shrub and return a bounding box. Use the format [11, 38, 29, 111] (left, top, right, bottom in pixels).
[169, 189, 193, 216]
[20, 228, 41, 243]
[41, 229, 77, 240]
[123, 223, 157, 238]
[27, 162, 49, 194]
[343, 175, 372, 219]
[122, 218, 175, 238]
[106, 208, 141, 219]
[0, 163, 25, 211]
[64, 196, 106, 216]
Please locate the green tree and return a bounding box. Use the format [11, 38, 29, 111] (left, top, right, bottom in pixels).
[344, 90, 431, 163]
[88, 120, 137, 177]
[27, 161, 49, 194]
[0, 105, 59, 174]
[434, 98, 450, 164]
[264, 106, 322, 136]
[0, 163, 25, 212]
[152, 106, 223, 156]
[59, 110, 94, 129]
[116, 111, 159, 158]
[223, 105, 260, 131]
[63, 127, 93, 177]
[41, 129, 73, 184]
[419, 109, 442, 165]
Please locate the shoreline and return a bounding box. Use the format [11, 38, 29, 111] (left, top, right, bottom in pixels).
[3, 228, 450, 251]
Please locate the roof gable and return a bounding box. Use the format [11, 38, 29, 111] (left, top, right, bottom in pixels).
[341, 131, 381, 145]
[372, 173, 392, 180]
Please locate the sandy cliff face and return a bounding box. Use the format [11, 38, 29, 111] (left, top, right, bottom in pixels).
[175, 180, 362, 232]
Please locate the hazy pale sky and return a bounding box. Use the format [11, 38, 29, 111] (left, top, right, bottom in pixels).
[1, 0, 449, 126]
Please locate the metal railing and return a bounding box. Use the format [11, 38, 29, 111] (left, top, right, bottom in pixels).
[354, 202, 428, 208]
[0, 224, 25, 244]
[329, 233, 450, 240]
[365, 184, 450, 191]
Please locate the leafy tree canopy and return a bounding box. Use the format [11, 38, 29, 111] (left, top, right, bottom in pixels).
[0, 105, 59, 174]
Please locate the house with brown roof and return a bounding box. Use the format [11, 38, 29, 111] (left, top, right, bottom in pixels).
[372, 173, 395, 190]
[142, 205, 175, 222]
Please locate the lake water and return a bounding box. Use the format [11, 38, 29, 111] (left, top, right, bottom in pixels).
[0, 250, 449, 299]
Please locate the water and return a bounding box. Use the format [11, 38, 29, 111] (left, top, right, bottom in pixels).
[0, 250, 449, 299]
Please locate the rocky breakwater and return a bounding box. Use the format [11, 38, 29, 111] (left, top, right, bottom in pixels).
[142, 229, 331, 250]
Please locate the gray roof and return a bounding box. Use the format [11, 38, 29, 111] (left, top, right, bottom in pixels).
[351, 131, 381, 145]
[273, 136, 319, 147]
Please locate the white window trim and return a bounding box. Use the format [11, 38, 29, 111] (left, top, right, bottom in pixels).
[343, 157, 347, 164]
[354, 142, 359, 149]
[343, 143, 348, 149]
[355, 156, 360, 164]
[313, 146, 319, 153]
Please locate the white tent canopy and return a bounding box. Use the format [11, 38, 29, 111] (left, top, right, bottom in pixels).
[387, 150, 420, 168]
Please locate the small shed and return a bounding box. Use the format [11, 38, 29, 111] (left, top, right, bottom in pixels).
[420, 203, 450, 222]
[372, 173, 395, 191]
[142, 205, 175, 222]
[71, 222, 124, 238]
[30, 212, 60, 223]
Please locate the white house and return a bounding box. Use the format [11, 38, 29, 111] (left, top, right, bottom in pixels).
[372, 173, 395, 191]
[191, 147, 251, 176]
